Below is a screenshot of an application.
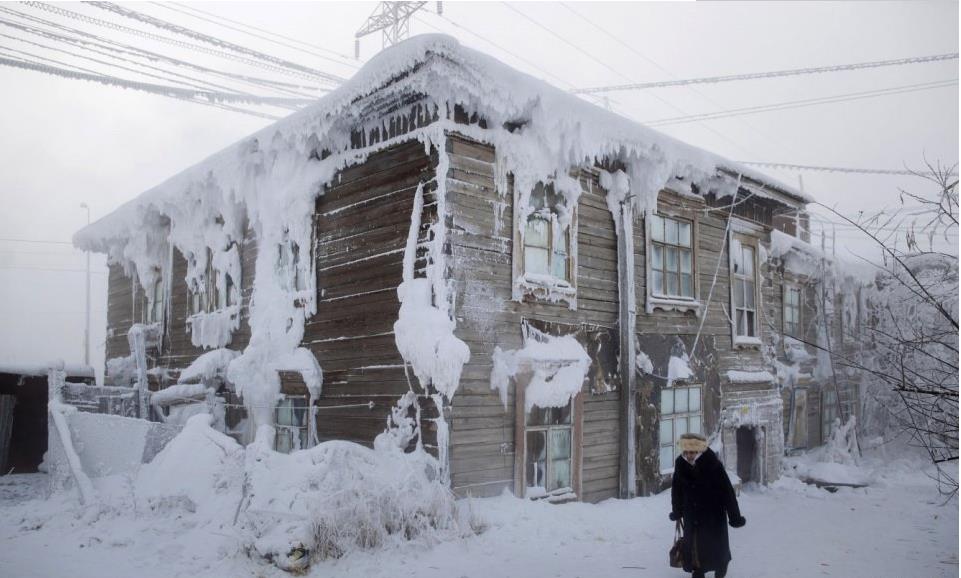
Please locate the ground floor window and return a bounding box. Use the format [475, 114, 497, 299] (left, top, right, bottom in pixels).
[659, 385, 703, 472]
[275, 396, 309, 453]
[822, 389, 838, 443]
[525, 402, 572, 496]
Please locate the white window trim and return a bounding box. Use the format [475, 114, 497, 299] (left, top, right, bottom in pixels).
[511, 179, 579, 309]
[729, 232, 761, 347]
[645, 211, 701, 315]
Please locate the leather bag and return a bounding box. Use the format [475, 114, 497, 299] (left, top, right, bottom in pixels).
[669, 520, 685, 568]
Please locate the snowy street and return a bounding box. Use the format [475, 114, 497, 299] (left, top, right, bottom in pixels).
[1, 455, 956, 578]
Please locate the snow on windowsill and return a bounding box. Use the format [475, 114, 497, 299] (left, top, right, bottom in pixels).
[647, 294, 701, 316]
[726, 370, 776, 385]
[514, 273, 577, 310]
[187, 306, 240, 350]
[733, 336, 763, 348]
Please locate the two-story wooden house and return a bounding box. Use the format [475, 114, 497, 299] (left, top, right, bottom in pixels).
[75, 34, 821, 501]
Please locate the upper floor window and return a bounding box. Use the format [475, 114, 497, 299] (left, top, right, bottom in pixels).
[649, 214, 694, 299]
[731, 235, 759, 342]
[145, 273, 164, 324]
[190, 245, 239, 315]
[277, 238, 306, 292]
[783, 285, 801, 338]
[523, 184, 573, 284]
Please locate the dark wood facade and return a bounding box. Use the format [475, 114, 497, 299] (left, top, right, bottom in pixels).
[100, 126, 837, 503]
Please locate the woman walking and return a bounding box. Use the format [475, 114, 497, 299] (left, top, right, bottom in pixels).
[669, 433, 746, 578]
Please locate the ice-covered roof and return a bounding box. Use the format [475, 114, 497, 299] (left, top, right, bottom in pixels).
[74, 34, 808, 251]
[0, 362, 95, 378]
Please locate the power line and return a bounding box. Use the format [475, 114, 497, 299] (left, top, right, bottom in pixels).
[0, 55, 286, 119]
[738, 161, 960, 177]
[6, 5, 324, 97]
[558, 1, 804, 173]
[86, 2, 345, 84]
[0, 22, 282, 101]
[21, 2, 332, 84]
[497, 2, 762, 159]
[646, 78, 958, 127]
[573, 52, 959, 94]
[152, 2, 360, 69]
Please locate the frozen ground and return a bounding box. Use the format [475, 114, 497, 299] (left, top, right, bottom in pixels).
[0, 452, 956, 578]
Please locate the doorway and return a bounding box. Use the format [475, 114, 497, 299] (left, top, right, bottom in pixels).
[736, 426, 757, 483]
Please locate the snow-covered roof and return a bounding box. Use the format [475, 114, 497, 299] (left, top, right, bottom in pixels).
[74, 34, 808, 253]
[0, 362, 95, 378]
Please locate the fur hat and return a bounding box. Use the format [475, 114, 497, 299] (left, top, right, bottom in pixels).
[678, 433, 708, 453]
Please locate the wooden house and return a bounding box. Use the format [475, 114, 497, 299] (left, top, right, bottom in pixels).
[75, 35, 832, 502]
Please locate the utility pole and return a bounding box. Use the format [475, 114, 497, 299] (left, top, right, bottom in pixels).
[80, 202, 91, 368]
[354, 2, 436, 58]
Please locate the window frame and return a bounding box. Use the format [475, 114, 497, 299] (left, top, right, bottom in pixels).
[821, 388, 838, 444]
[512, 359, 584, 500]
[145, 272, 165, 325]
[730, 233, 761, 346]
[658, 384, 704, 474]
[188, 244, 241, 317]
[782, 283, 802, 339]
[274, 395, 310, 453]
[523, 401, 574, 497]
[645, 211, 700, 315]
[511, 179, 579, 307]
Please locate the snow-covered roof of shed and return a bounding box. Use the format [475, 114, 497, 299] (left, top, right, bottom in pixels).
[74, 34, 809, 250]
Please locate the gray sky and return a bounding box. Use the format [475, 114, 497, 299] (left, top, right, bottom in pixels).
[0, 1, 956, 381]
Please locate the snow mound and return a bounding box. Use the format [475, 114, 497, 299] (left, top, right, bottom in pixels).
[243, 436, 462, 570]
[135, 413, 244, 515]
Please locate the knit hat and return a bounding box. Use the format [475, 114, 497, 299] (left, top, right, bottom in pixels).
[678, 433, 708, 453]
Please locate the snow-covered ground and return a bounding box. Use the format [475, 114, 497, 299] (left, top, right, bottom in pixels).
[0, 452, 956, 578]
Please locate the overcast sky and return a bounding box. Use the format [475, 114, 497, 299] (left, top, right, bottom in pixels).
[0, 1, 956, 381]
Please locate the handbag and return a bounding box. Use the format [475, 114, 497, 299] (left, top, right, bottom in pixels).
[669, 520, 685, 568]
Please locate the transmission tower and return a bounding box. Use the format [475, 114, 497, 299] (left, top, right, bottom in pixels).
[355, 2, 439, 58]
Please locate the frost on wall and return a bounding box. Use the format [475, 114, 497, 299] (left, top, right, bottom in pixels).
[75, 34, 804, 438]
[490, 327, 591, 412]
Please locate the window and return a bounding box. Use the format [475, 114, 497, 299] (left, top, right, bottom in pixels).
[277, 238, 306, 292]
[275, 396, 309, 453]
[215, 268, 238, 310]
[821, 389, 838, 443]
[525, 401, 573, 497]
[649, 214, 694, 299]
[146, 274, 164, 324]
[522, 184, 573, 285]
[783, 285, 801, 338]
[731, 236, 759, 341]
[658, 385, 703, 472]
[189, 245, 239, 314]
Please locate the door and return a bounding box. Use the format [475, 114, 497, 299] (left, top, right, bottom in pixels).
[736, 426, 756, 483]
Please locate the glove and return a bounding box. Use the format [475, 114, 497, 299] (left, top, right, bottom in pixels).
[729, 515, 746, 528]
[669, 511, 680, 522]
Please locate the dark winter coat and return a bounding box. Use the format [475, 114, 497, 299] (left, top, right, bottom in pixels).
[670, 448, 744, 573]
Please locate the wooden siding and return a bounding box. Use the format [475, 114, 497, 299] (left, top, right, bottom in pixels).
[308, 140, 439, 449]
[446, 134, 622, 503]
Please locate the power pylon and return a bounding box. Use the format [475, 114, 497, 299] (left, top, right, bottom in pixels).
[355, 2, 438, 58]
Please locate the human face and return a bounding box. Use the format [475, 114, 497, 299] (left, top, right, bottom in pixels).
[682, 450, 700, 464]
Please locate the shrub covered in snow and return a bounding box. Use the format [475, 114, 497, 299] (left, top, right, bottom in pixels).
[242, 431, 462, 570]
